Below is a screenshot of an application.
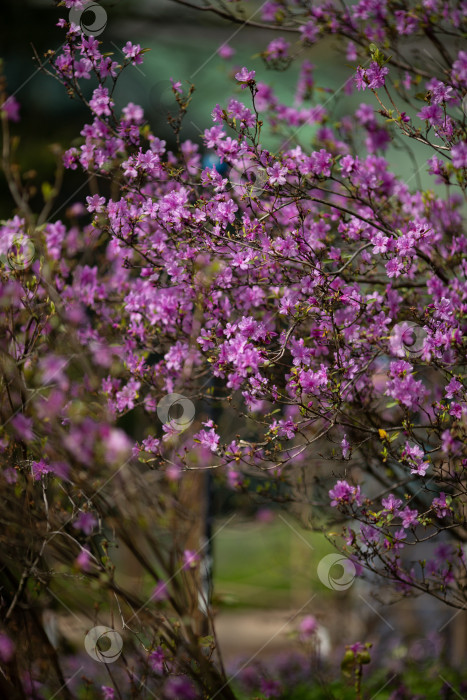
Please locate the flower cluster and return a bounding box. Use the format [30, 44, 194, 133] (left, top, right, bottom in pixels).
[0, 0, 466, 697]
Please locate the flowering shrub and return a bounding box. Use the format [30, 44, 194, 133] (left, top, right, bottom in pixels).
[0, 0, 466, 697]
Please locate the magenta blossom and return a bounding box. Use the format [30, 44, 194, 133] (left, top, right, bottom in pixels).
[152, 580, 169, 601]
[73, 511, 98, 535]
[0, 634, 15, 663]
[260, 678, 282, 698]
[75, 548, 92, 572]
[432, 493, 450, 518]
[299, 615, 318, 640]
[164, 676, 197, 700]
[382, 494, 403, 513]
[183, 550, 200, 570]
[122, 41, 143, 65]
[1, 95, 20, 122]
[217, 44, 235, 59]
[149, 646, 165, 674]
[329, 481, 362, 508]
[12, 414, 34, 442]
[235, 67, 256, 86]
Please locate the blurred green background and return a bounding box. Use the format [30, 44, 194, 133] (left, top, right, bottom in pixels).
[1, 0, 437, 221]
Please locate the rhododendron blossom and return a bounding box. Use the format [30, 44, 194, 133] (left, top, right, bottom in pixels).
[0, 0, 466, 697]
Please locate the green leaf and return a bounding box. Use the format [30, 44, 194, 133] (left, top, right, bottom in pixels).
[41, 181, 55, 202]
[199, 635, 214, 647]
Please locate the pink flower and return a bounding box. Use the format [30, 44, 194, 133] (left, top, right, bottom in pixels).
[104, 427, 132, 463]
[141, 435, 161, 453]
[385, 258, 403, 278]
[417, 104, 443, 126]
[445, 377, 462, 399]
[256, 508, 275, 524]
[329, 480, 362, 508]
[299, 21, 319, 44]
[441, 429, 461, 455]
[346, 42, 357, 61]
[215, 200, 238, 225]
[411, 460, 430, 477]
[299, 365, 328, 394]
[218, 44, 235, 60]
[299, 615, 318, 640]
[89, 85, 113, 116]
[86, 194, 106, 213]
[432, 492, 450, 518]
[170, 78, 183, 94]
[382, 494, 403, 513]
[385, 361, 427, 410]
[1, 96, 20, 122]
[354, 66, 367, 91]
[341, 435, 351, 459]
[384, 529, 406, 551]
[152, 580, 169, 601]
[401, 443, 429, 477]
[275, 418, 296, 439]
[149, 646, 165, 674]
[211, 104, 224, 123]
[451, 141, 467, 168]
[354, 63, 389, 91]
[434, 542, 452, 562]
[340, 154, 358, 176]
[227, 468, 244, 490]
[267, 162, 288, 186]
[166, 464, 182, 481]
[4, 468, 17, 484]
[393, 529, 407, 550]
[235, 67, 256, 87]
[260, 678, 282, 698]
[366, 62, 389, 89]
[309, 149, 332, 177]
[73, 511, 98, 535]
[183, 550, 200, 570]
[0, 634, 15, 663]
[122, 41, 143, 65]
[31, 459, 52, 481]
[164, 676, 197, 700]
[12, 414, 34, 442]
[399, 506, 418, 528]
[75, 548, 92, 572]
[193, 426, 220, 453]
[122, 102, 144, 122]
[265, 38, 290, 60]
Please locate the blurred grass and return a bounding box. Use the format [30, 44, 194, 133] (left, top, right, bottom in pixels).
[232, 668, 467, 700]
[213, 515, 335, 609]
[46, 515, 335, 616]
